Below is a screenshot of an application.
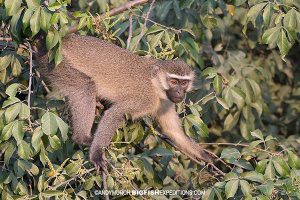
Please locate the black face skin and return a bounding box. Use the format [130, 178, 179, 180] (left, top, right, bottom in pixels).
[166, 78, 190, 103]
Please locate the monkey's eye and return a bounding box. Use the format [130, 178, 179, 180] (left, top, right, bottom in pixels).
[169, 79, 178, 86]
[181, 80, 189, 87]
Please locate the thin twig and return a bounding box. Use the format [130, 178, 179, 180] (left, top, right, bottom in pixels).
[204, 148, 233, 170]
[102, 171, 109, 200]
[34, 69, 51, 93]
[132, 13, 181, 33]
[68, 0, 149, 34]
[52, 168, 95, 190]
[199, 142, 281, 156]
[0, 37, 12, 42]
[27, 42, 33, 130]
[132, 0, 155, 51]
[126, 13, 133, 49]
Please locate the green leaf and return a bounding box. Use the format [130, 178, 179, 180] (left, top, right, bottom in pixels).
[55, 116, 68, 141]
[242, 171, 265, 183]
[277, 29, 292, 57]
[32, 127, 43, 152]
[251, 129, 264, 141]
[216, 97, 229, 110]
[23, 9, 34, 30]
[262, 27, 280, 47]
[150, 146, 173, 157]
[283, 9, 299, 30]
[12, 120, 24, 145]
[5, 0, 22, 16]
[19, 103, 30, 119]
[149, 31, 164, 48]
[272, 157, 290, 177]
[55, 44, 63, 65]
[40, 7, 51, 31]
[247, 3, 267, 25]
[257, 181, 274, 197]
[224, 112, 240, 130]
[262, 3, 272, 26]
[186, 114, 209, 137]
[1, 121, 14, 140]
[231, 87, 246, 108]
[287, 150, 300, 169]
[0, 54, 12, 71]
[30, 7, 41, 36]
[221, 148, 241, 160]
[201, 67, 217, 77]
[240, 180, 251, 197]
[202, 15, 218, 29]
[4, 142, 15, 164]
[47, 2, 62, 11]
[2, 97, 20, 108]
[5, 83, 26, 97]
[25, 0, 41, 10]
[41, 112, 58, 135]
[265, 161, 275, 179]
[65, 162, 81, 177]
[17, 140, 32, 159]
[213, 75, 222, 94]
[11, 56, 22, 76]
[5, 102, 21, 123]
[256, 159, 268, 173]
[48, 135, 61, 150]
[46, 31, 59, 50]
[225, 180, 239, 199]
[146, 25, 165, 35]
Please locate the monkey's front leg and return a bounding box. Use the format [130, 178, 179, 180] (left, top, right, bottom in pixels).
[156, 104, 212, 163]
[90, 105, 125, 171]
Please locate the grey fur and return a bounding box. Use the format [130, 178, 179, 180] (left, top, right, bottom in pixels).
[35, 34, 212, 167]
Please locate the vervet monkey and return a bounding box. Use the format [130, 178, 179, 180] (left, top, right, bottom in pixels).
[34, 34, 212, 169]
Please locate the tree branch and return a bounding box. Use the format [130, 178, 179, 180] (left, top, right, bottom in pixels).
[26, 42, 33, 130]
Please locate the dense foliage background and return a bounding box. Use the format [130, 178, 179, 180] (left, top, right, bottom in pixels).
[0, 0, 300, 199]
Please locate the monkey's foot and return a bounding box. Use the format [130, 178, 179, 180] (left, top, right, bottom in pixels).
[90, 148, 108, 174]
[72, 135, 93, 146]
[96, 101, 105, 110]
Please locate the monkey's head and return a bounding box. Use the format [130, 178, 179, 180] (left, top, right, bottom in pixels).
[152, 59, 194, 103]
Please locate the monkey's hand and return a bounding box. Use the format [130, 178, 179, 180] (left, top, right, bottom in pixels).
[186, 141, 213, 163]
[89, 147, 108, 174]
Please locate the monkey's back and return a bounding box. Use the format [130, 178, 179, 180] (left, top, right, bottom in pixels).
[60, 34, 156, 101]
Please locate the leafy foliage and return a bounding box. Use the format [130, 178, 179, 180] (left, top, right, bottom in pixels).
[0, 0, 299, 199]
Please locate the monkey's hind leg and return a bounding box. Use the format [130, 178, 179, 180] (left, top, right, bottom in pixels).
[65, 81, 97, 146]
[89, 103, 126, 169]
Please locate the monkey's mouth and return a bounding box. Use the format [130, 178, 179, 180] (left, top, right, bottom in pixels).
[171, 97, 184, 103]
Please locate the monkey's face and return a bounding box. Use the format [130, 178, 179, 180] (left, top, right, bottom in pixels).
[166, 78, 190, 103]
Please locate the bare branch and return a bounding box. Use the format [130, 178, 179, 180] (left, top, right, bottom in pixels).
[102, 171, 110, 200]
[101, 0, 148, 18]
[26, 42, 34, 130]
[34, 69, 51, 93]
[126, 13, 133, 49]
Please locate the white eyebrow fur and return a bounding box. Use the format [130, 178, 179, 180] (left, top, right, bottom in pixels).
[167, 73, 193, 80]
